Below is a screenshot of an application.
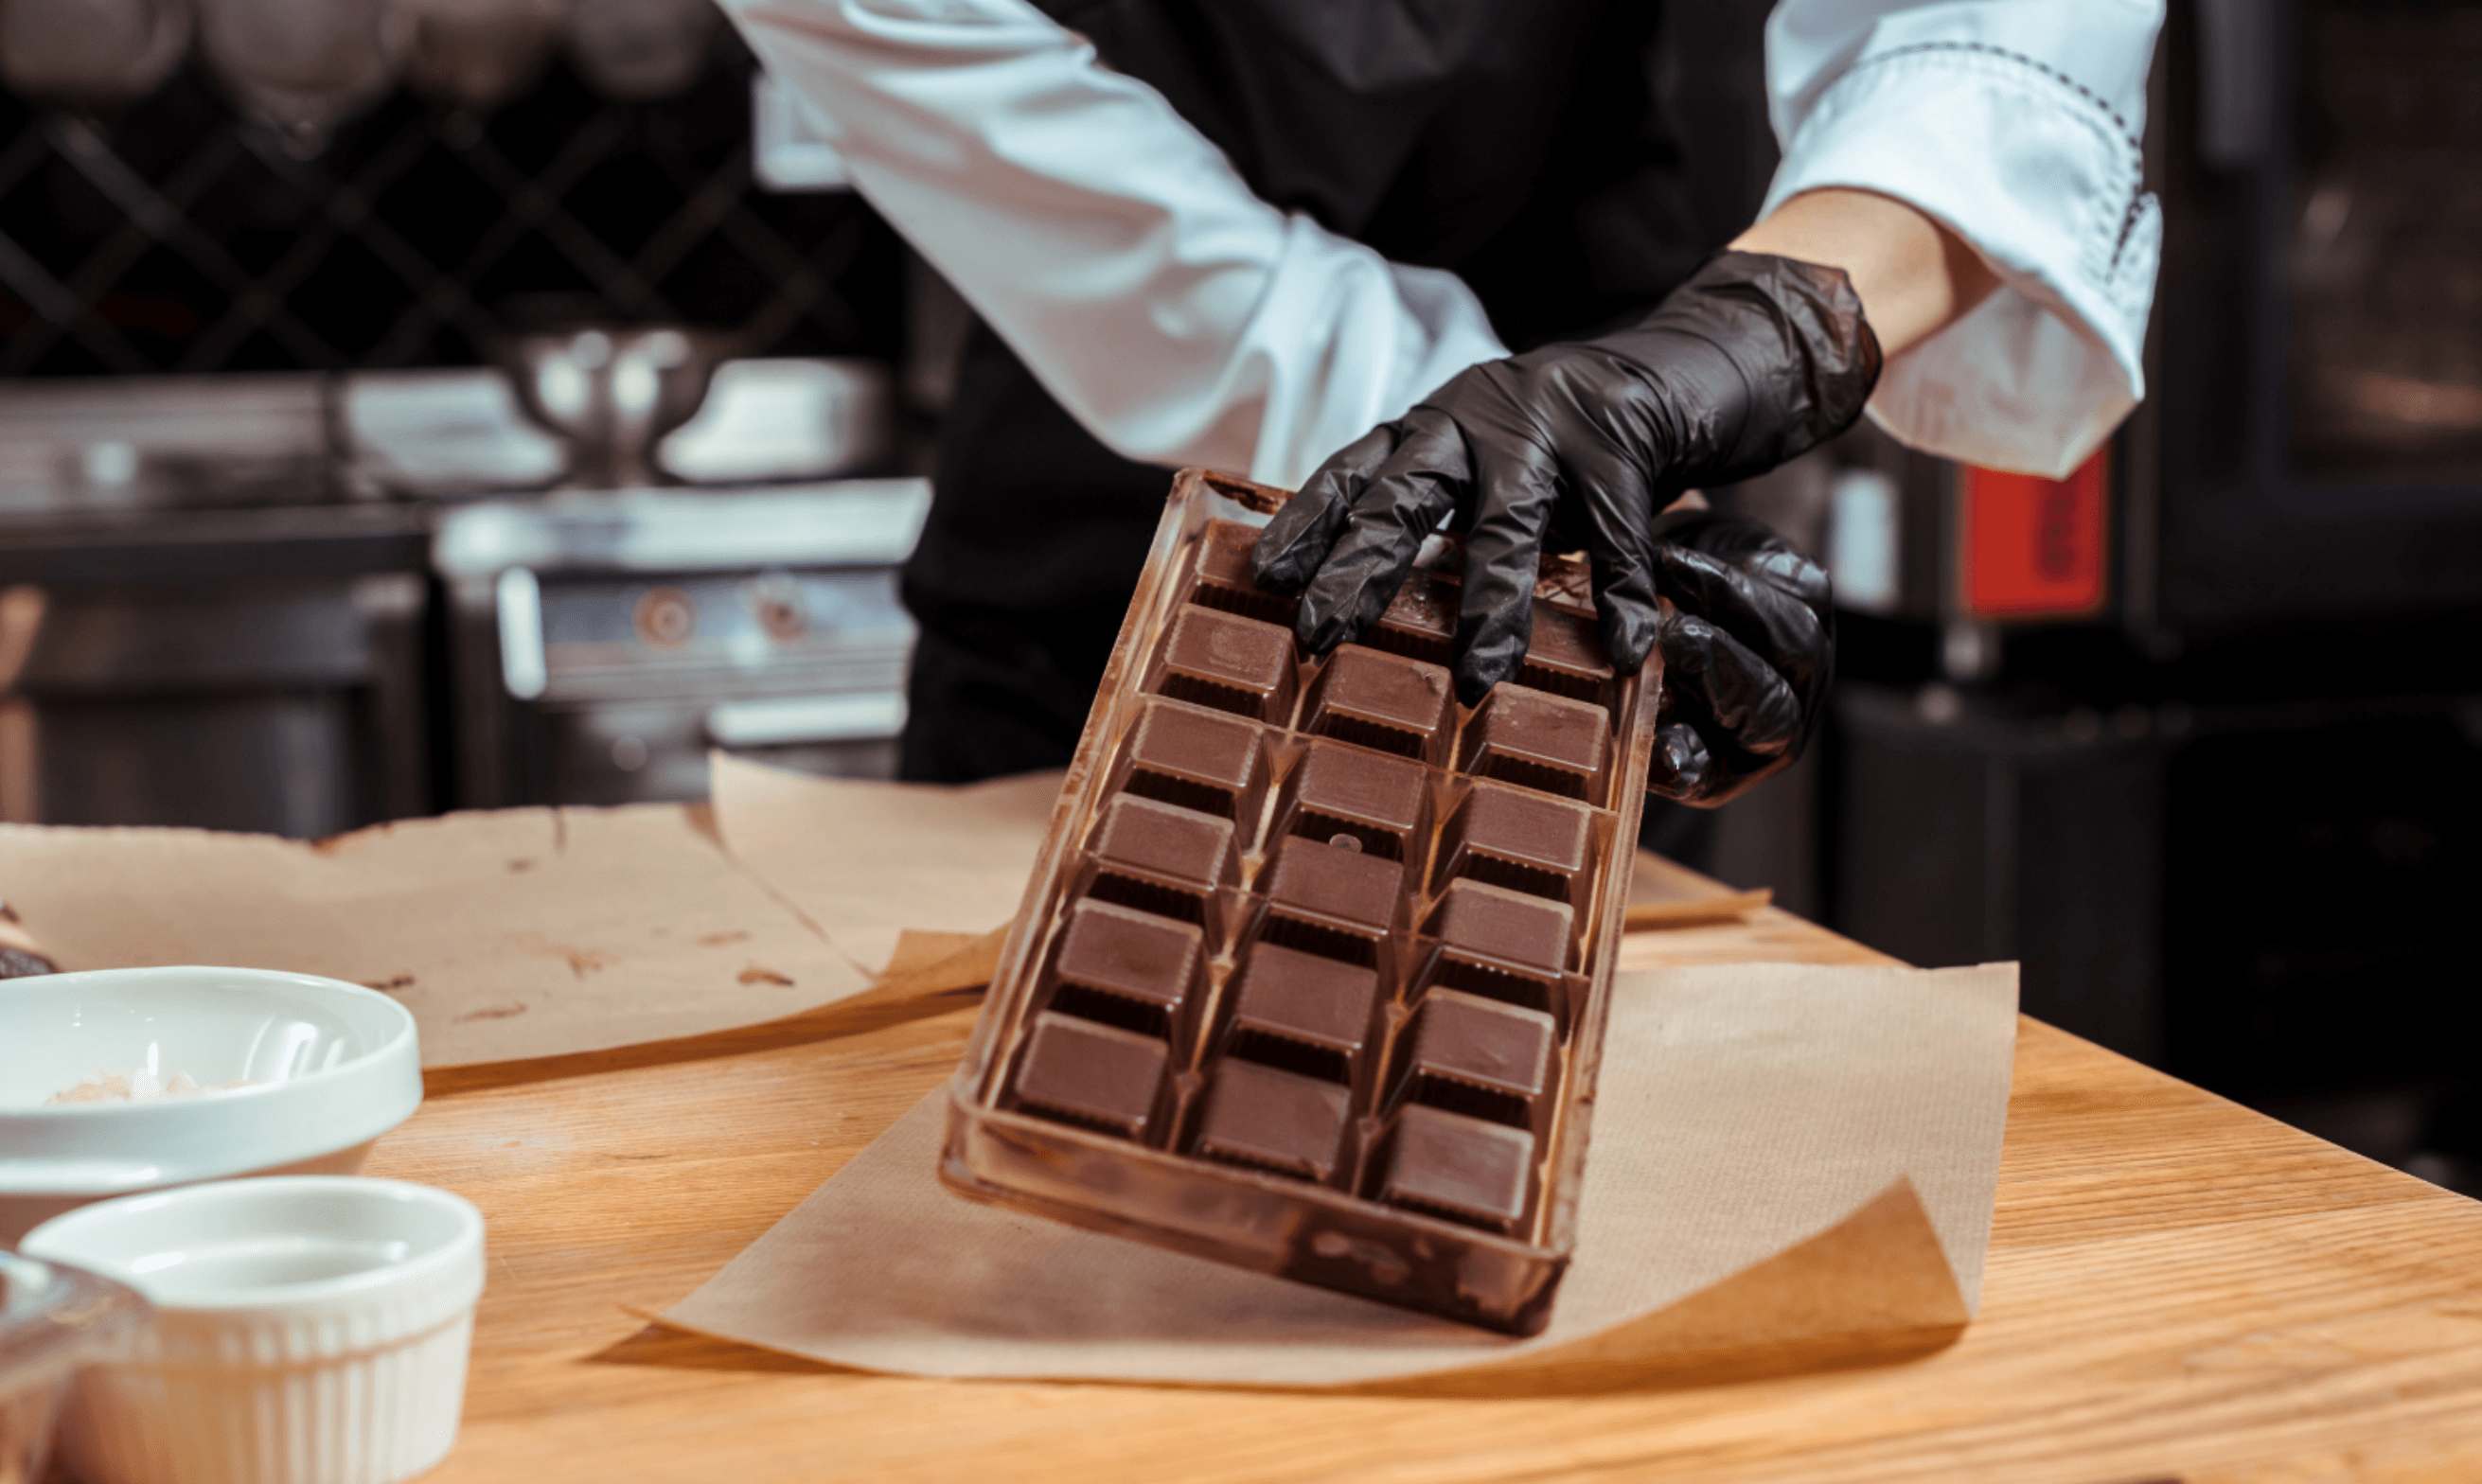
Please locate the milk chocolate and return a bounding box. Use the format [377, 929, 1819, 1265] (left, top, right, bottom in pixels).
[1124, 698, 1268, 824]
[948, 471, 1667, 1334]
[1363, 567, 1460, 668]
[1516, 606, 1615, 707]
[1050, 898, 1203, 1038]
[1432, 782, 1593, 903]
[1420, 878, 1572, 1013]
[1223, 942, 1383, 1085]
[1303, 644, 1453, 762]
[1373, 1104, 1536, 1233]
[1192, 1060, 1354, 1183]
[1459, 682, 1609, 801]
[1259, 836, 1402, 965]
[1273, 740, 1429, 861]
[1190, 519, 1298, 627]
[1087, 793, 1241, 926]
[1159, 606, 1297, 723]
[1011, 1011, 1169, 1141]
[1398, 988, 1555, 1128]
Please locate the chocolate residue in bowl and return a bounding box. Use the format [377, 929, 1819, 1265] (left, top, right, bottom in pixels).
[45, 1067, 253, 1104]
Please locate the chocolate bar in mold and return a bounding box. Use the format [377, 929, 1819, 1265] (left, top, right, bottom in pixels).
[1041, 897, 1207, 1045]
[1431, 780, 1596, 913]
[1255, 835, 1404, 970]
[1268, 739, 1431, 863]
[1189, 519, 1300, 627]
[1518, 606, 1617, 710]
[1080, 792, 1243, 940]
[945, 468, 1666, 1337]
[1190, 1059, 1356, 1185]
[1387, 987, 1558, 1134]
[1355, 566, 1618, 714]
[1361, 566, 1461, 668]
[1414, 878, 1574, 1018]
[1301, 644, 1454, 764]
[1458, 682, 1611, 804]
[1120, 697, 1270, 827]
[1370, 1104, 1537, 1235]
[1008, 1011, 1172, 1143]
[1154, 606, 1299, 724]
[1215, 941, 1385, 1087]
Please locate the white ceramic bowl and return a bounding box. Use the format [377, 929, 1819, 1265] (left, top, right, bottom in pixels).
[0, 967, 423, 1246]
[20, 1176, 485, 1484]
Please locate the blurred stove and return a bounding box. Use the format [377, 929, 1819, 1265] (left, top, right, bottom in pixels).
[0, 374, 434, 839]
[433, 480, 930, 807]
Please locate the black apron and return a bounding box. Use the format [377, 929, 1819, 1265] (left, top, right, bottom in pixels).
[898, 0, 1721, 795]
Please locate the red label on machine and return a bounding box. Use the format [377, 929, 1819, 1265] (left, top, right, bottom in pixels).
[1959, 449, 2110, 619]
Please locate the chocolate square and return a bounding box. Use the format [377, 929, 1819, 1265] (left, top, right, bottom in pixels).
[1516, 606, 1615, 708]
[1050, 898, 1203, 1038]
[1274, 740, 1429, 861]
[1362, 567, 1460, 669]
[1192, 1060, 1354, 1183]
[1259, 836, 1403, 966]
[1419, 879, 1572, 1013]
[1303, 644, 1453, 762]
[1190, 520, 1298, 627]
[1011, 1011, 1169, 1141]
[1432, 782, 1593, 903]
[1399, 988, 1556, 1128]
[1087, 793, 1240, 926]
[1223, 942, 1382, 1085]
[1458, 682, 1608, 801]
[1123, 698, 1268, 824]
[1158, 606, 1297, 723]
[1374, 1104, 1536, 1232]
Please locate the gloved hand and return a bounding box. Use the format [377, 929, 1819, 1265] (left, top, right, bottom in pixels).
[1250, 249, 1880, 804]
[1634, 504, 1836, 804]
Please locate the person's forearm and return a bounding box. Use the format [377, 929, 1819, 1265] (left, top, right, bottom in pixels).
[719, 0, 1506, 487]
[1730, 187, 1998, 356]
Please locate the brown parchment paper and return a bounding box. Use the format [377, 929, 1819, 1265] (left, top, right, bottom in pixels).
[663, 960, 2017, 1387]
[708, 754, 1060, 974]
[0, 805, 868, 1067]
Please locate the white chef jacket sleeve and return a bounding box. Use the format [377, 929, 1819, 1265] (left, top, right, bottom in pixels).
[717, 0, 1507, 489]
[1764, 0, 2165, 478]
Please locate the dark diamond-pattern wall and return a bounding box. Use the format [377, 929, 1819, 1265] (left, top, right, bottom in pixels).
[0, 32, 902, 379]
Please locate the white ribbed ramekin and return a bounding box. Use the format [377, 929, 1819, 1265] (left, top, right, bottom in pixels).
[20, 1175, 485, 1484]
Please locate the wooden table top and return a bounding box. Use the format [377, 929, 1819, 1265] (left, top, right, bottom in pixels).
[373, 864, 2482, 1484]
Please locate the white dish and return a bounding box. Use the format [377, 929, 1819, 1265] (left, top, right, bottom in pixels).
[0, 967, 422, 1245]
[21, 1176, 484, 1484]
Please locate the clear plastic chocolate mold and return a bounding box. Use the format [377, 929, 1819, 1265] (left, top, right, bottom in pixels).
[941, 469, 1663, 1335]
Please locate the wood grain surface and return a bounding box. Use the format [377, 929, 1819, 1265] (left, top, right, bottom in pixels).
[367, 875, 2482, 1484]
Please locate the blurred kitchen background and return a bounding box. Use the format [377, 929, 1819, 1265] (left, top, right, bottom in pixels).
[0, 2, 2474, 1186]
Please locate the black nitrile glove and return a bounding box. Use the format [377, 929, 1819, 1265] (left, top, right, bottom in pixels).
[1250, 249, 1880, 805]
[1636, 504, 1835, 804]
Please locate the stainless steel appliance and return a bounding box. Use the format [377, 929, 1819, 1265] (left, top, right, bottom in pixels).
[434, 480, 929, 808]
[0, 375, 434, 838]
[2136, 0, 2482, 645]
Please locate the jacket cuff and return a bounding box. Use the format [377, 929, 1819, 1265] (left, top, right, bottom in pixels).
[1762, 43, 2160, 478]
